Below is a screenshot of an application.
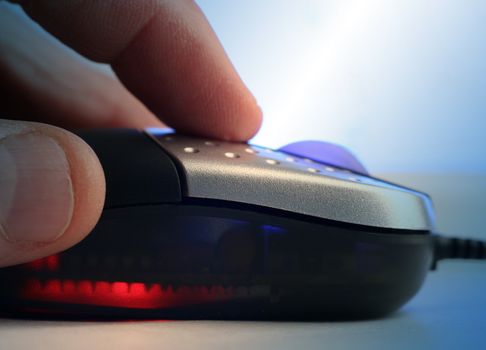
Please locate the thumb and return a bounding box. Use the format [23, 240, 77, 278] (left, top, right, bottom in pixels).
[0, 119, 105, 267]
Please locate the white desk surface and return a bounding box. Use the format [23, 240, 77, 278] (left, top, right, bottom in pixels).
[1, 174, 485, 350]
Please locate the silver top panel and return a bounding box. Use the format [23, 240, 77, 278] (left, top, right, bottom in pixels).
[148, 129, 435, 231]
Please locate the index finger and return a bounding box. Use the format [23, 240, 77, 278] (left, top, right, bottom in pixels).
[18, 0, 262, 141]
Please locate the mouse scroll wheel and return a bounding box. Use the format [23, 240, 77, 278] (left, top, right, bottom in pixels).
[278, 141, 369, 175]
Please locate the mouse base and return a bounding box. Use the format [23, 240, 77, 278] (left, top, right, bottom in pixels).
[0, 202, 434, 320]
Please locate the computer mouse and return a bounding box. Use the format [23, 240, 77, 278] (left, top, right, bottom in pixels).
[0, 128, 436, 320]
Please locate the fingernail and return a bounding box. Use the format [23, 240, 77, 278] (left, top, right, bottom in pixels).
[0, 132, 74, 242]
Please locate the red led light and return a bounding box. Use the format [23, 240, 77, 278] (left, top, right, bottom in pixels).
[45, 255, 60, 271]
[21, 279, 235, 309]
[26, 254, 60, 272]
[26, 259, 44, 271]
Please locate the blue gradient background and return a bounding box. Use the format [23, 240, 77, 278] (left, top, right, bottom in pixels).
[198, 0, 486, 173]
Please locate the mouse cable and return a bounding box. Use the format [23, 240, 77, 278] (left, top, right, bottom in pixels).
[431, 235, 486, 269]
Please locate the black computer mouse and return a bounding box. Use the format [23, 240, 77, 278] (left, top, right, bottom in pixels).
[0, 128, 436, 320]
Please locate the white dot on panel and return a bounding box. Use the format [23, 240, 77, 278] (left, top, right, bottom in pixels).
[225, 152, 240, 159]
[183, 147, 199, 153]
[245, 148, 258, 154]
[266, 159, 279, 165]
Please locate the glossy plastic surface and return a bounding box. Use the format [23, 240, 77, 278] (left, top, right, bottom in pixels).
[75, 129, 182, 208]
[150, 130, 435, 231]
[0, 203, 433, 320]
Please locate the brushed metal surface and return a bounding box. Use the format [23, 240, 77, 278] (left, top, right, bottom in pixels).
[148, 129, 435, 231]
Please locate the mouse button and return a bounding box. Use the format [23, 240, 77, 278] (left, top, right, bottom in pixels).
[76, 129, 182, 208]
[278, 141, 369, 175]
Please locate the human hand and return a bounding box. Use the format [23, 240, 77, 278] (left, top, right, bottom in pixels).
[0, 0, 262, 267]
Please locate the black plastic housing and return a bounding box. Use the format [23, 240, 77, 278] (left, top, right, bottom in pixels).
[76, 129, 182, 208]
[0, 202, 433, 320]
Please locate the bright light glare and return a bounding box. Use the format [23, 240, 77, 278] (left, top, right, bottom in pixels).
[199, 0, 486, 173]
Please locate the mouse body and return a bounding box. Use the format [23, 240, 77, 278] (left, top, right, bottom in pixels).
[0, 128, 435, 319]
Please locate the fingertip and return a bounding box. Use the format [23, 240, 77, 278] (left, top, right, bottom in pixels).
[168, 83, 263, 142]
[0, 120, 105, 267]
[47, 124, 106, 242]
[221, 87, 263, 142]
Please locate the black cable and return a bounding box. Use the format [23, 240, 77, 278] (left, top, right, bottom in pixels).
[432, 235, 486, 269]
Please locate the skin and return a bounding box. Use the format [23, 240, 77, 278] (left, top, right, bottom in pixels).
[0, 0, 262, 267]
